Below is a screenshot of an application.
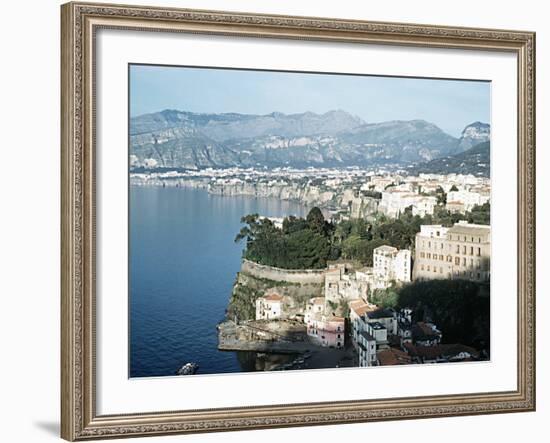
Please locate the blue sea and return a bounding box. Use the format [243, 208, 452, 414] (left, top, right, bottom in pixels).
[129, 186, 309, 377]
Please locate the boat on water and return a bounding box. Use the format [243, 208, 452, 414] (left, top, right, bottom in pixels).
[176, 362, 199, 375]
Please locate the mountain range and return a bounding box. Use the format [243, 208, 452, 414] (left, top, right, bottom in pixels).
[413, 141, 490, 177]
[130, 109, 490, 171]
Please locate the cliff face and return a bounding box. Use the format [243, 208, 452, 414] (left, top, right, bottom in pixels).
[457, 122, 491, 151]
[227, 261, 324, 321]
[208, 181, 378, 216]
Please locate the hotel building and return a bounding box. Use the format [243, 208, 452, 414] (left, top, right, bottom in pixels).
[413, 221, 490, 282]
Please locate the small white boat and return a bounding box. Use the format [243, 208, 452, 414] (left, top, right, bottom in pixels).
[176, 362, 199, 375]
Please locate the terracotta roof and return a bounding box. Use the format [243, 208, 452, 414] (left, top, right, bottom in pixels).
[378, 348, 412, 366]
[349, 300, 372, 317]
[413, 322, 440, 338]
[263, 293, 283, 302]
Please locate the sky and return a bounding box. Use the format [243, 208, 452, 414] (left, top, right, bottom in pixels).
[129, 64, 491, 137]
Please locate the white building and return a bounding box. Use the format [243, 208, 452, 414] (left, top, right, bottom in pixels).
[373, 245, 411, 288]
[357, 329, 377, 367]
[379, 189, 437, 218]
[412, 196, 437, 217]
[447, 189, 490, 212]
[304, 297, 326, 325]
[351, 305, 396, 366]
[349, 299, 375, 349]
[255, 293, 285, 320]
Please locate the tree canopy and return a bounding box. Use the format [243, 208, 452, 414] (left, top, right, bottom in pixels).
[235, 202, 489, 269]
[235, 208, 333, 269]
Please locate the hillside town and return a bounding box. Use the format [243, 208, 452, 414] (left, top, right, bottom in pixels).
[215, 169, 491, 369]
[242, 220, 489, 368]
[131, 167, 490, 221]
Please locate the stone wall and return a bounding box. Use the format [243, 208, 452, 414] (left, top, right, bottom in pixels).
[241, 259, 326, 285]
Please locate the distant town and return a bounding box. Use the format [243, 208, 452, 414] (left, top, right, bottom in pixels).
[131, 166, 490, 222]
[132, 167, 491, 370]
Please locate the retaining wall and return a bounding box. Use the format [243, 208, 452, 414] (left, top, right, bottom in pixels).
[241, 259, 326, 285]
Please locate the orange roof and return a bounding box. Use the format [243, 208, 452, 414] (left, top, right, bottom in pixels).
[263, 293, 283, 302]
[349, 300, 372, 316]
[378, 348, 412, 366]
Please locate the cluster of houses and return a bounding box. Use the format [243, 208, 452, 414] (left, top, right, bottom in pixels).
[372, 173, 490, 219]
[254, 219, 490, 366]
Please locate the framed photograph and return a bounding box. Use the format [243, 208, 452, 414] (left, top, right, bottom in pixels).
[61, 1, 536, 440]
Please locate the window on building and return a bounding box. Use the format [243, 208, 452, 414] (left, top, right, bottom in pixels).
[470, 246, 474, 255]
[455, 257, 460, 265]
[427, 253, 431, 259]
[456, 245, 460, 253]
[477, 247, 481, 256]
[427, 266, 430, 271]
[463, 257, 466, 266]
[463, 245, 467, 254]
[421, 265, 425, 271]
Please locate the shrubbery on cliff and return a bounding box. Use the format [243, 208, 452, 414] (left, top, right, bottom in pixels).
[235, 204, 490, 270]
[235, 209, 336, 269]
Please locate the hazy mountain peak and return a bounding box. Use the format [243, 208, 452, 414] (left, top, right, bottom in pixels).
[458, 121, 491, 151]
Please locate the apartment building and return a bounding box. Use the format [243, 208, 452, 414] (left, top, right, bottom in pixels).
[373, 245, 411, 287]
[413, 221, 491, 282]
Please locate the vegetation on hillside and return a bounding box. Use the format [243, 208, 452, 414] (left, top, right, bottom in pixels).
[398, 279, 490, 351]
[369, 279, 489, 350]
[235, 203, 490, 270]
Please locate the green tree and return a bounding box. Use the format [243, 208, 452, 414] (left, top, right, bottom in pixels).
[306, 207, 327, 235]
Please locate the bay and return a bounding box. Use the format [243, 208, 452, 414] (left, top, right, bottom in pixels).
[129, 186, 309, 377]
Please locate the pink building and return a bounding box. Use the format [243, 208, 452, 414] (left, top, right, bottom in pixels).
[306, 313, 345, 348]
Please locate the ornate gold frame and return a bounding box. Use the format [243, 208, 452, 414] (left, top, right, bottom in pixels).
[61, 1, 536, 440]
